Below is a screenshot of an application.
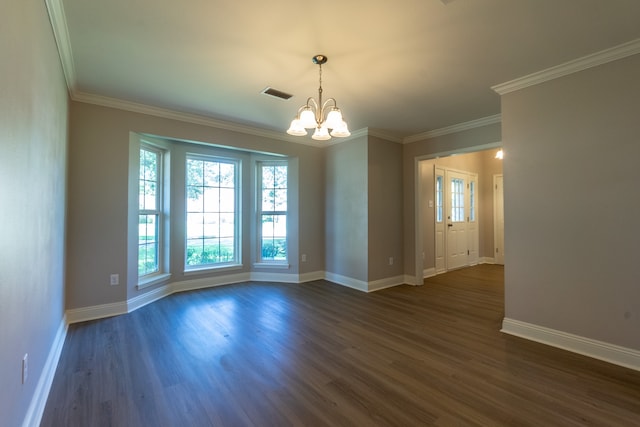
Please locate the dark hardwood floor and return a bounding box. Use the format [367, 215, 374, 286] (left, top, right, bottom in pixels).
[42, 265, 640, 426]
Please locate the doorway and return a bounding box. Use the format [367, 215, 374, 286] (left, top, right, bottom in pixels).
[416, 148, 503, 283]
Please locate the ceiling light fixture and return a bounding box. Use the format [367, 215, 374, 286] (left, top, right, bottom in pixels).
[286, 55, 350, 141]
[495, 149, 504, 159]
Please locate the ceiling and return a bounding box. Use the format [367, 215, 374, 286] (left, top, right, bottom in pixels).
[53, 0, 640, 140]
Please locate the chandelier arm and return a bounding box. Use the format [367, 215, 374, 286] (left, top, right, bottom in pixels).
[320, 98, 338, 115]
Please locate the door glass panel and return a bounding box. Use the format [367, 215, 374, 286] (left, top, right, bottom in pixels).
[436, 175, 443, 223]
[451, 178, 465, 222]
[470, 180, 476, 222]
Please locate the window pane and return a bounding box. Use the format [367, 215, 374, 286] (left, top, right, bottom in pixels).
[219, 188, 235, 212]
[220, 163, 235, 187]
[203, 187, 220, 212]
[451, 178, 465, 222]
[274, 189, 287, 210]
[186, 159, 203, 186]
[204, 161, 219, 186]
[470, 181, 476, 222]
[436, 175, 443, 223]
[262, 191, 274, 211]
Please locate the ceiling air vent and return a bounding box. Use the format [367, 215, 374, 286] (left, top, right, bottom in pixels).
[261, 87, 293, 100]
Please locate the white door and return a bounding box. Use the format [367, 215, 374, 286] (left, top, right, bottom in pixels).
[445, 170, 468, 270]
[494, 174, 505, 265]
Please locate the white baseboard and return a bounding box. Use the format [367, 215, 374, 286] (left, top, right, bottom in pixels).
[403, 274, 419, 286]
[127, 284, 172, 313]
[298, 270, 325, 283]
[66, 270, 333, 323]
[501, 318, 640, 372]
[368, 275, 406, 292]
[172, 272, 251, 293]
[22, 316, 68, 427]
[423, 268, 436, 278]
[66, 300, 128, 324]
[479, 257, 496, 264]
[325, 272, 369, 292]
[250, 271, 300, 283]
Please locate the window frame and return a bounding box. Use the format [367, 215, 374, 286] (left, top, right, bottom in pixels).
[256, 160, 288, 265]
[184, 154, 241, 271]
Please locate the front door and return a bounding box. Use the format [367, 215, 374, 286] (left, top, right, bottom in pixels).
[445, 170, 468, 270]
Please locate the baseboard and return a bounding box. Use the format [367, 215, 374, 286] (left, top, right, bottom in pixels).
[501, 318, 640, 372]
[479, 257, 495, 264]
[66, 269, 409, 323]
[403, 274, 419, 286]
[423, 268, 436, 278]
[250, 271, 300, 283]
[368, 275, 406, 292]
[22, 316, 68, 427]
[298, 270, 325, 283]
[171, 272, 251, 293]
[324, 272, 369, 292]
[66, 300, 128, 324]
[127, 284, 172, 313]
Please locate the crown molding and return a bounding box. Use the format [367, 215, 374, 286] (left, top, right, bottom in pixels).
[402, 114, 502, 144]
[366, 129, 404, 143]
[72, 91, 334, 145]
[492, 38, 640, 95]
[45, 0, 76, 93]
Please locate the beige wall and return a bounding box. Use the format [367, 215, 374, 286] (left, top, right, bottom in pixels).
[0, 1, 69, 425]
[67, 102, 325, 309]
[502, 53, 640, 350]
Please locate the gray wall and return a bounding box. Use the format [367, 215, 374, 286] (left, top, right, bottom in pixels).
[325, 136, 369, 281]
[368, 136, 404, 281]
[502, 54, 640, 350]
[67, 102, 325, 309]
[0, 1, 69, 425]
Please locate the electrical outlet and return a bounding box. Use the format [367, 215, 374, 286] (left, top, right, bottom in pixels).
[22, 354, 28, 384]
[301, 254, 307, 262]
[388, 257, 394, 265]
[110, 274, 119, 286]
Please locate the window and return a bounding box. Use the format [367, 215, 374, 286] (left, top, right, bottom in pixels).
[451, 177, 465, 222]
[185, 156, 239, 269]
[258, 162, 287, 262]
[436, 175, 443, 223]
[469, 180, 476, 222]
[139, 146, 162, 276]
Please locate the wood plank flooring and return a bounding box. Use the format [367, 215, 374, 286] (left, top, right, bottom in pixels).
[42, 265, 640, 426]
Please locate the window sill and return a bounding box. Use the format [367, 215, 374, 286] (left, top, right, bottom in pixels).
[137, 272, 172, 290]
[252, 262, 290, 270]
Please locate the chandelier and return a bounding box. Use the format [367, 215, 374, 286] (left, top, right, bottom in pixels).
[286, 54, 351, 140]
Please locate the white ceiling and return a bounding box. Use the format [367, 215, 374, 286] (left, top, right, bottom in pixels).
[54, 0, 640, 140]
